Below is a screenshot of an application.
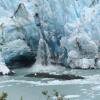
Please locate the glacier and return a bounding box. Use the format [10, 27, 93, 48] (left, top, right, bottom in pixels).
[0, 0, 100, 74]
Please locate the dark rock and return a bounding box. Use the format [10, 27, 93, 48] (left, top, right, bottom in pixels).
[25, 72, 84, 80]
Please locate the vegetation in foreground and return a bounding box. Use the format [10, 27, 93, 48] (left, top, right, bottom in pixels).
[0, 90, 69, 100]
[0, 92, 7, 100]
[0, 92, 23, 100]
[42, 90, 69, 100]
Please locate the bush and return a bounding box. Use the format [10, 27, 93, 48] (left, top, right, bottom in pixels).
[0, 92, 8, 100]
[42, 90, 69, 100]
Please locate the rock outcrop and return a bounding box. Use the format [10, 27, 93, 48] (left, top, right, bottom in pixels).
[25, 72, 84, 80]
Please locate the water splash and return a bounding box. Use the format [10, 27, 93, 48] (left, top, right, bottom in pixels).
[35, 38, 50, 66]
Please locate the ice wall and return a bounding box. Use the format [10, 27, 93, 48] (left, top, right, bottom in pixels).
[0, 0, 99, 69]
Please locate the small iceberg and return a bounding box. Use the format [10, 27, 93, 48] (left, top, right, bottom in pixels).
[0, 52, 14, 75]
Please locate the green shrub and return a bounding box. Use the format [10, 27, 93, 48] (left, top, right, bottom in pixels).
[0, 92, 8, 100]
[42, 90, 69, 100]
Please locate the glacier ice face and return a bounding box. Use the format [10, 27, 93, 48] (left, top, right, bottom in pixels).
[0, 0, 99, 69]
[2, 39, 35, 68]
[0, 1, 39, 68]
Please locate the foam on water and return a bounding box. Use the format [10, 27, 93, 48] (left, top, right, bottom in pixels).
[30, 64, 66, 73]
[64, 95, 80, 98]
[0, 84, 12, 88]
